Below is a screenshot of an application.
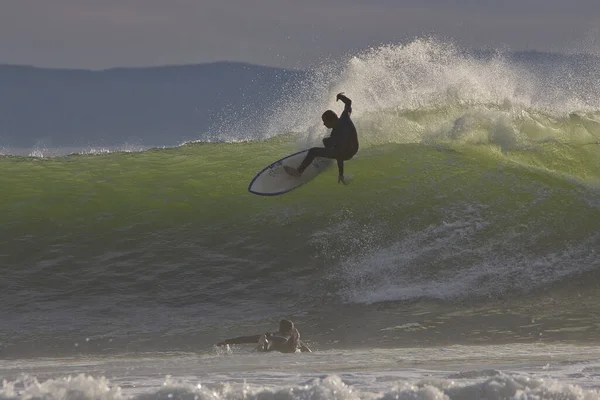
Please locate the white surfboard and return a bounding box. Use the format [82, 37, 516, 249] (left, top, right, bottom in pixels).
[248, 149, 332, 196]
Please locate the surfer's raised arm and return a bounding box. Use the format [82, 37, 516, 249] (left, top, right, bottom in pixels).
[336, 93, 352, 114]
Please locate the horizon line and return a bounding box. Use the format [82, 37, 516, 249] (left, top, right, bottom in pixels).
[0, 49, 598, 72]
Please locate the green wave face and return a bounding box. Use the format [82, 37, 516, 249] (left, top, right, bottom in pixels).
[5, 37, 600, 304]
[5, 106, 600, 226]
[4, 105, 600, 305]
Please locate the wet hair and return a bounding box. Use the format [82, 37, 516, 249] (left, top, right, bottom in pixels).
[322, 110, 338, 121]
[279, 319, 294, 333]
[279, 319, 300, 350]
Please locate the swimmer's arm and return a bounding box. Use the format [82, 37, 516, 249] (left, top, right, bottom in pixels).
[299, 340, 312, 353]
[266, 334, 288, 345]
[216, 335, 262, 346]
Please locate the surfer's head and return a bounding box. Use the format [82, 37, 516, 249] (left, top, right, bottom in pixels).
[278, 319, 294, 334]
[322, 110, 338, 129]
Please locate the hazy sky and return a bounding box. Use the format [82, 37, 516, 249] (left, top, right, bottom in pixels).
[2, 0, 600, 69]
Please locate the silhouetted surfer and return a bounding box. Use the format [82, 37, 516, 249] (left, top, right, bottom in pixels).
[216, 319, 312, 353]
[285, 93, 359, 185]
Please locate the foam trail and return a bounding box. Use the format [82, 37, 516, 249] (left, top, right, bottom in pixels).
[2, 373, 600, 400]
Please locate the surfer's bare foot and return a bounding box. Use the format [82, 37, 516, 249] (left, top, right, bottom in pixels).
[284, 166, 301, 177]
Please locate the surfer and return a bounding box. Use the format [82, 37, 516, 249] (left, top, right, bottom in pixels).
[285, 93, 359, 184]
[216, 319, 312, 353]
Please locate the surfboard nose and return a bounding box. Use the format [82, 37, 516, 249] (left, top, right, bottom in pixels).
[248, 149, 332, 196]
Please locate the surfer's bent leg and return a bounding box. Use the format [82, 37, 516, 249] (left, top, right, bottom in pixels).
[335, 148, 357, 177]
[297, 147, 339, 173]
[337, 159, 344, 176]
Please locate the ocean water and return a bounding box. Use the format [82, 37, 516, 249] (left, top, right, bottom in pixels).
[3, 39, 600, 399]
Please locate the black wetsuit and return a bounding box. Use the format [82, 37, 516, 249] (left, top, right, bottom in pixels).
[259, 328, 301, 353]
[297, 96, 359, 176]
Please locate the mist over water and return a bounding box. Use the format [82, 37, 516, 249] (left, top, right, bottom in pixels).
[249, 39, 600, 150]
